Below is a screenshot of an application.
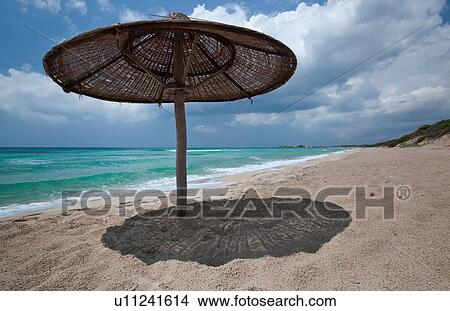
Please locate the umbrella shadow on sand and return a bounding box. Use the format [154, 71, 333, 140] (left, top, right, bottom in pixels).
[101, 197, 351, 267]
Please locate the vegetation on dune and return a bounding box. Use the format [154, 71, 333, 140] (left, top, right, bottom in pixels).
[375, 119, 450, 147]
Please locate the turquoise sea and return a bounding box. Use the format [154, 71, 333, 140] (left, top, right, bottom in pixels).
[0, 147, 347, 217]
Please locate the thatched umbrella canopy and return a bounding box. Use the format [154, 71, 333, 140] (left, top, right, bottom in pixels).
[43, 12, 297, 215]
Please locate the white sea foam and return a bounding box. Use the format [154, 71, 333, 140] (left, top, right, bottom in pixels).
[210, 151, 344, 175]
[6, 159, 53, 165]
[167, 149, 224, 152]
[131, 174, 222, 192]
[249, 156, 262, 160]
[0, 200, 61, 218]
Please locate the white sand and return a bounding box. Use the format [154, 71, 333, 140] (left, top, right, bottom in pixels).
[0, 147, 449, 290]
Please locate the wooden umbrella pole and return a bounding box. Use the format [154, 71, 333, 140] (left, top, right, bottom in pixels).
[173, 31, 187, 216]
[174, 92, 187, 216]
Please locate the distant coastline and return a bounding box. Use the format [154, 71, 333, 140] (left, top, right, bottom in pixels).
[273, 144, 372, 149]
[274, 118, 450, 149]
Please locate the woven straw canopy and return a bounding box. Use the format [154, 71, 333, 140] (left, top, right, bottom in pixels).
[43, 13, 297, 103]
[43, 12, 297, 216]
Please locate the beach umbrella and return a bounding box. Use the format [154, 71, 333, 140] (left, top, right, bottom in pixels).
[43, 12, 297, 216]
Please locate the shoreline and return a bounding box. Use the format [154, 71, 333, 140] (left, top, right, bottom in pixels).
[221, 148, 359, 185]
[0, 148, 354, 220]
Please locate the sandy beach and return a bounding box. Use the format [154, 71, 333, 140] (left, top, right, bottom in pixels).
[0, 147, 449, 290]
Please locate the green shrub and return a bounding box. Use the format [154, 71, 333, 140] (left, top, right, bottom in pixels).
[375, 119, 450, 147]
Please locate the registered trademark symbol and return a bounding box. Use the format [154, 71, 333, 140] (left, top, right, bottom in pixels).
[396, 185, 412, 201]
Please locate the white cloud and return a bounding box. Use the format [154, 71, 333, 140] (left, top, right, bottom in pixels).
[194, 1, 450, 141]
[378, 86, 450, 115]
[66, 0, 87, 15]
[192, 125, 217, 133]
[119, 7, 146, 22]
[17, 0, 29, 12]
[63, 15, 78, 34]
[12, 0, 450, 144]
[34, 0, 61, 13]
[17, 0, 62, 13]
[228, 113, 285, 127]
[97, 0, 113, 12]
[0, 68, 155, 124]
[192, 4, 247, 26]
[231, 84, 450, 129]
[20, 63, 33, 72]
[191, 1, 444, 79]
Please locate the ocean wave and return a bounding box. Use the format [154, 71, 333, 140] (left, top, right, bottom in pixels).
[167, 149, 224, 152]
[210, 153, 333, 175]
[0, 200, 61, 218]
[130, 174, 222, 191]
[249, 156, 262, 160]
[5, 159, 53, 165]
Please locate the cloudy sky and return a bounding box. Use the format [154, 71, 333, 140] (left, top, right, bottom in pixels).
[0, 0, 449, 147]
